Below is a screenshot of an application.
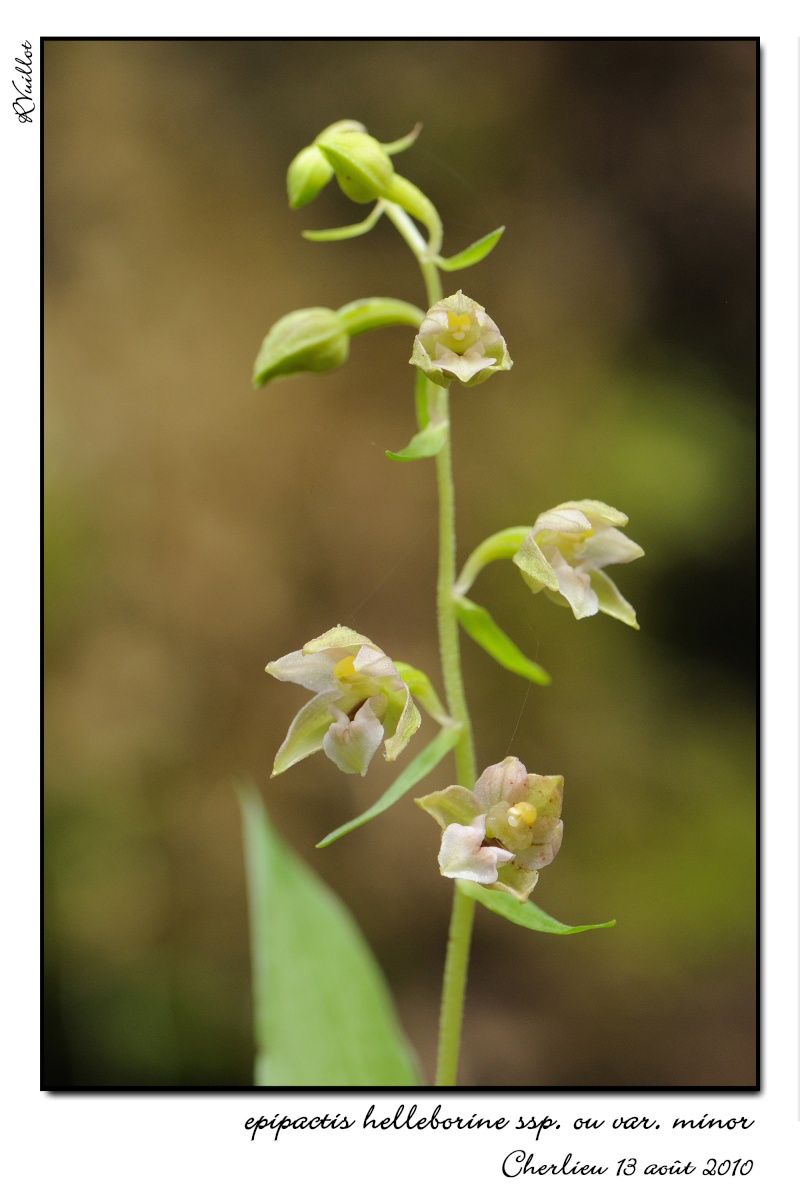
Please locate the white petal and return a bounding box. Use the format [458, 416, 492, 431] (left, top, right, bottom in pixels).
[473, 756, 528, 812]
[549, 550, 599, 619]
[431, 344, 496, 382]
[352, 643, 402, 685]
[323, 698, 385, 776]
[438, 816, 516, 885]
[580, 527, 644, 570]
[532, 508, 592, 538]
[266, 649, 338, 693]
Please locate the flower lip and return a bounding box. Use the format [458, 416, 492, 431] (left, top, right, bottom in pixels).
[438, 815, 516, 885]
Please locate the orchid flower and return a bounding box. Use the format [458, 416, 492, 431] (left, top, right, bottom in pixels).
[417, 756, 563, 902]
[513, 500, 644, 627]
[410, 291, 512, 388]
[267, 626, 421, 777]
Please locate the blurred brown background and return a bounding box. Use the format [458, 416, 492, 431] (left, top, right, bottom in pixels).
[44, 39, 757, 1088]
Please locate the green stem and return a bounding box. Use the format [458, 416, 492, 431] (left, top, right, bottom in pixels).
[387, 201, 478, 1086]
[432, 392, 478, 1087]
[337, 297, 425, 336]
[435, 884, 475, 1086]
[433, 391, 477, 786]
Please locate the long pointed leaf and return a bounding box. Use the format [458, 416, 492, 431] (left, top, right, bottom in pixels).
[317, 723, 462, 847]
[239, 782, 421, 1085]
[436, 226, 505, 271]
[458, 880, 615, 934]
[455, 596, 550, 685]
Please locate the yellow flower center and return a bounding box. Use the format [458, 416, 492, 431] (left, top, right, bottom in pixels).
[507, 802, 538, 829]
[334, 654, 360, 684]
[447, 311, 473, 342]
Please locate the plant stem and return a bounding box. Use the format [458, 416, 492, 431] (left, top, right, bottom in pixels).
[433, 390, 476, 786]
[387, 201, 478, 1086]
[435, 883, 475, 1086]
[432, 392, 478, 1087]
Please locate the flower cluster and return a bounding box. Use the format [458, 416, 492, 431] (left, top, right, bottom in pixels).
[417, 756, 563, 902]
[267, 626, 420, 777]
[513, 500, 644, 627]
[411, 291, 512, 388]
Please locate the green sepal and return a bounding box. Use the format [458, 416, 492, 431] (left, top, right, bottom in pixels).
[316, 131, 395, 204]
[513, 535, 560, 593]
[386, 418, 449, 462]
[380, 123, 422, 156]
[589, 568, 640, 629]
[239, 783, 421, 1086]
[394, 662, 450, 724]
[436, 226, 505, 272]
[416, 784, 480, 829]
[302, 202, 385, 242]
[317, 723, 463, 848]
[455, 596, 550, 685]
[457, 880, 616, 935]
[271, 692, 336, 776]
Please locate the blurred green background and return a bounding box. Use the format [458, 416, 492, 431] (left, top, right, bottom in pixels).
[44, 39, 757, 1088]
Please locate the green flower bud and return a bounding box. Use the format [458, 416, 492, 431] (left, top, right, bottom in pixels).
[316, 130, 395, 205]
[410, 291, 512, 388]
[253, 307, 349, 387]
[286, 122, 366, 208]
[286, 145, 334, 209]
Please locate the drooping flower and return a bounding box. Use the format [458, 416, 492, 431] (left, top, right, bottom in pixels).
[417, 756, 563, 902]
[513, 500, 644, 627]
[410, 291, 512, 388]
[266, 626, 421, 777]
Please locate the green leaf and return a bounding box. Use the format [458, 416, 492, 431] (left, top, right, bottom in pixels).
[302, 201, 385, 242]
[386, 418, 449, 462]
[436, 226, 505, 271]
[458, 880, 616, 934]
[238, 782, 421, 1086]
[317, 723, 462, 847]
[455, 596, 550, 685]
